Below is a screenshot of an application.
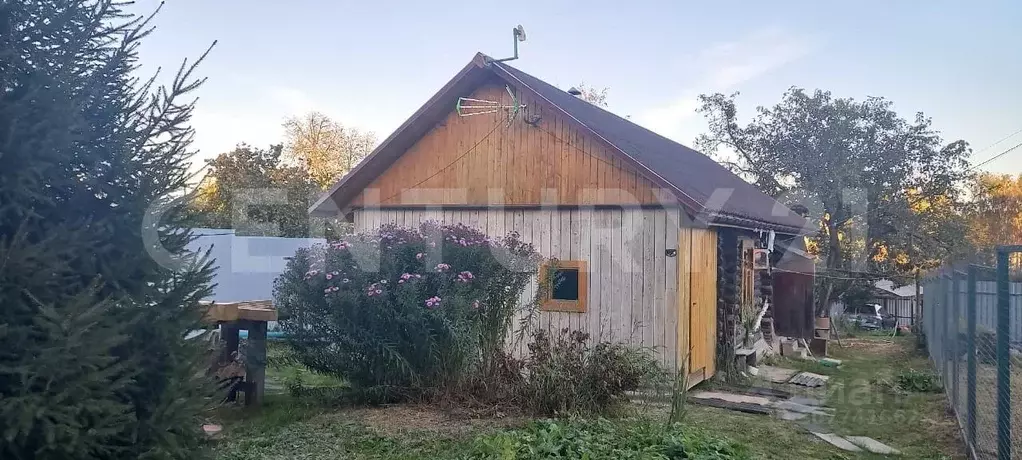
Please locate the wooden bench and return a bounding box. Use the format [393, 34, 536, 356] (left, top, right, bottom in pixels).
[204, 300, 278, 406]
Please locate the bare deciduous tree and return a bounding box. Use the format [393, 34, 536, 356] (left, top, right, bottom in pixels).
[575, 83, 609, 107]
[282, 111, 377, 188]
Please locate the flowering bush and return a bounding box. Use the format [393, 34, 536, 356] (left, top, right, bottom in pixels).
[274, 222, 541, 400]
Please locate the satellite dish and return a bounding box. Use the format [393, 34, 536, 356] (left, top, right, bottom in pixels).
[514, 25, 527, 42]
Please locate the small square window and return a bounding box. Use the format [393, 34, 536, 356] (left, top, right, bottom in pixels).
[540, 260, 587, 313]
[551, 269, 579, 300]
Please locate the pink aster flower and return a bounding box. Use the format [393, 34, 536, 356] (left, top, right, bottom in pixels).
[435, 263, 451, 272]
[416, 252, 425, 260]
[472, 300, 480, 309]
[326, 273, 333, 280]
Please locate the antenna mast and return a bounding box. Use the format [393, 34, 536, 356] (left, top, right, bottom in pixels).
[490, 25, 527, 63]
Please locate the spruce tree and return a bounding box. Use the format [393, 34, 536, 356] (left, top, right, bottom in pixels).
[0, 2, 216, 459]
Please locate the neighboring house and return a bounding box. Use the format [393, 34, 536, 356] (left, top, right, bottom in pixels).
[828, 279, 921, 328]
[309, 53, 809, 386]
[870, 279, 920, 327]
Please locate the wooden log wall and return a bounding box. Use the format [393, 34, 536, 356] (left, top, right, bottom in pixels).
[716, 228, 740, 382]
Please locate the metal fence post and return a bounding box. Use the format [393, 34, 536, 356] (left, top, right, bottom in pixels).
[944, 272, 952, 384]
[996, 249, 1012, 460]
[967, 265, 977, 452]
[953, 270, 961, 412]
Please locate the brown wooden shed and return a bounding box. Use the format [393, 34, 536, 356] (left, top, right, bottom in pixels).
[311, 53, 808, 386]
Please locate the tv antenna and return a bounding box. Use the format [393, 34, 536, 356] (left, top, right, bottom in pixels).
[489, 25, 527, 63]
[456, 85, 526, 127]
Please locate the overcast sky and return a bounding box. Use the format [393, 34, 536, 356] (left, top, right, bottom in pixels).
[131, 0, 1022, 176]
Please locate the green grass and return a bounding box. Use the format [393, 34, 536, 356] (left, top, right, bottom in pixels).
[686, 336, 960, 459]
[213, 337, 963, 459]
[264, 342, 346, 393]
[213, 397, 469, 460]
[212, 398, 750, 460]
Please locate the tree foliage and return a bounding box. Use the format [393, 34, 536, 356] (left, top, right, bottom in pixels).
[190, 144, 316, 237]
[0, 1, 216, 458]
[186, 112, 375, 237]
[967, 172, 1022, 263]
[282, 111, 376, 189]
[697, 89, 971, 314]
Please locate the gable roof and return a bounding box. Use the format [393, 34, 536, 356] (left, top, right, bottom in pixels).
[310, 53, 809, 235]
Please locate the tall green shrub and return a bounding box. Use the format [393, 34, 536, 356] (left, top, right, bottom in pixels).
[0, 2, 216, 459]
[275, 223, 540, 400]
[522, 329, 662, 416]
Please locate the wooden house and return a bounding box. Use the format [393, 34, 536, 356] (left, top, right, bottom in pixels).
[310, 53, 809, 386]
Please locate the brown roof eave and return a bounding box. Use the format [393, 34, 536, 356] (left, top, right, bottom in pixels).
[710, 212, 810, 236]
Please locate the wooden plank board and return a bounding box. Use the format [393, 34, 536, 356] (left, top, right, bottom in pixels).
[538, 209, 555, 332]
[689, 228, 718, 379]
[641, 210, 656, 358]
[652, 210, 666, 353]
[204, 301, 277, 323]
[524, 210, 542, 332]
[627, 209, 646, 347]
[610, 211, 626, 341]
[687, 395, 772, 416]
[567, 209, 581, 333]
[597, 212, 613, 341]
[584, 208, 596, 337]
[559, 210, 574, 333]
[676, 226, 693, 374]
[663, 208, 680, 372]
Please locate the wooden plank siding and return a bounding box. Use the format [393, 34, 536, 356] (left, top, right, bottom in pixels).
[687, 228, 718, 385]
[676, 226, 693, 375]
[349, 82, 673, 208]
[353, 207, 681, 371]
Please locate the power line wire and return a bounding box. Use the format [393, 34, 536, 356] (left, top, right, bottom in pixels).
[773, 267, 914, 281]
[972, 127, 1022, 156]
[969, 140, 1022, 171]
[375, 120, 504, 205]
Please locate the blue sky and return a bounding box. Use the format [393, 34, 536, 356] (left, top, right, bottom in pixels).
[131, 0, 1022, 176]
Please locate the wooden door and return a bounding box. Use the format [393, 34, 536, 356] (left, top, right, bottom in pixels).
[688, 228, 717, 384]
